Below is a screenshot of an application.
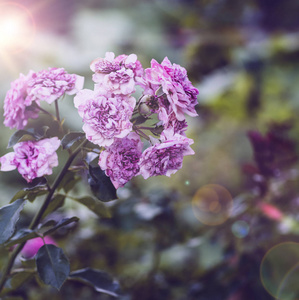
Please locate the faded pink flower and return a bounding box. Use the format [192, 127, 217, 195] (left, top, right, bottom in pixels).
[139, 132, 194, 179]
[74, 89, 136, 147]
[27, 67, 84, 104]
[3, 71, 40, 130]
[21, 236, 57, 258]
[144, 57, 198, 121]
[99, 133, 143, 189]
[90, 52, 144, 95]
[0, 137, 60, 183]
[258, 202, 284, 221]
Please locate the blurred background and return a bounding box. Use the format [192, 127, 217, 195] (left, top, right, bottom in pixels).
[1, 0, 299, 299]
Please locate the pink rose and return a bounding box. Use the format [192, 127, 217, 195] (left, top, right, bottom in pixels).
[139, 132, 194, 179]
[27, 67, 84, 104]
[3, 71, 39, 130]
[74, 89, 136, 147]
[0, 137, 60, 183]
[99, 133, 143, 188]
[144, 57, 198, 121]
[21, 236, 57, 258]
[90, 52, 144, 95]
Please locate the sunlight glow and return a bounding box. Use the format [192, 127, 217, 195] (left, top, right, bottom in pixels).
[0, 2, 35, 53]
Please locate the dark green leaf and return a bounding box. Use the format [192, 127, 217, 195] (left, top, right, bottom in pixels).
[20, 257, 36, 269]
[7, 130, 37, 148]
[41, 194, 65, 219]
[43, 217, 79, 237]
[131, 115, 148, 125]
[61, 132, 85, 150]
[71, 196, 111, 218]
[85, 151, 100, 165]
[4, 229, 37, 248]
[69, 268, 120, 297]
[88, 166, 117, 202]
[56, 170, 80, 193]
[36, 244, 70, 290]
[5, 270, 35, 291]
[0, 199, 26, 244]
[10, 180, 48, 203]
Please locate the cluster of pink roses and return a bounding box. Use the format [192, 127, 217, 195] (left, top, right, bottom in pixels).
[3, 67, 84, 130]
[1, 68, 84, 182]
[75, 52, 198, 188]
[0, 52, 198, 188]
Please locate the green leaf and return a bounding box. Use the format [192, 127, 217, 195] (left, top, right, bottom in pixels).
[56, 170, 80, 193]
[41, 194, 65, 219]
[10, 179, 48, 203]
[61, 132, 85, 150]
[5, 270, 35, 292]
[4, 229, 38, 248]
[69, 268, 120, 297]
[20, 257, 36, 269]
[36, 244, 70, 290]
[42, 217, 79, 237]
[88, 166, 117, 202]
[71, 196, 111, 218]
[0, 199, 26, 244]
[131, 115, 148, 125]
[7, 130, 37, 148]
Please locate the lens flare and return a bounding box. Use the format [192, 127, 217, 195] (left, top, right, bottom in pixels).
[260, 242, 299, 299]
[192, 184, 233, 226]
[0, 2, 36, 53]
[231, 220, 250, 238]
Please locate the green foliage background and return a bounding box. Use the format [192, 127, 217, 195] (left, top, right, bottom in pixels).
[1, 0, 299, 299]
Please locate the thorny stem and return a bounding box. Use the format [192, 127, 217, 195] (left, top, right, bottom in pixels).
[0, 138, 88, 294]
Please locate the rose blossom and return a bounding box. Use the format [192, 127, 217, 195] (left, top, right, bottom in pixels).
[74, 89, 136, 147]
[144, 57, 198, 121]
[139, 132, 194, 179]
[90, 52, 144, 95]
[21, 236, 57, 258]
[99, 133, 143, 189]
[0, 137, 60, 183]
[27, 67, 84, 104]
[3, 71, 40, 130]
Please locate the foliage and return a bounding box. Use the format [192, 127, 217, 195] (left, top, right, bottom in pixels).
[1, 1, 299, 299]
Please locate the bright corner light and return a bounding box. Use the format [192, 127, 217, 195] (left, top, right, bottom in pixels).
[0, 3, 35, 53]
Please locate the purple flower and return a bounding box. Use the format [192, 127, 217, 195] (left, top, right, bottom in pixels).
[99, 133, 143, 189]
[21, 236, 57, 258]
[74, 89, 136, 147]
[90, 52, 144, 95]
[139, 132, 194, 179]
[3, 71, 40, 130]
[144, 57, 198, 121]
[0, 137, 60, 183]
[3, 68, 84, 130]
[27, 67, 84, 104]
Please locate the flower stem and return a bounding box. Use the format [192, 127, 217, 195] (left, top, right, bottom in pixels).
[55, 100, 60, 122]
[0, 138, 88, 294]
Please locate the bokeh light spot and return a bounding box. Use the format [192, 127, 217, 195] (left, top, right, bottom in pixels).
[0, 2, 36, 53]
[231, 220, 250, 238]
[192, 184, 233, 226]
[260, 242, 299, 299]
[185, 180, 190, 186]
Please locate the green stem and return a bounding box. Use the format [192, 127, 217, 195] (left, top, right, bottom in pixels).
[0, 138, 88, 293]
[55, 100, 60, 122]
[37, 105, 55, 118]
